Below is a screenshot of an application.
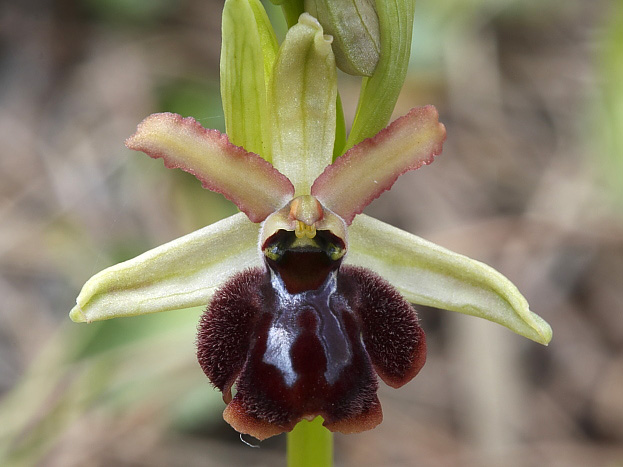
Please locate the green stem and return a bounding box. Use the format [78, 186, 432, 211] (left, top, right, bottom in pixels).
[281, 0, 305, 28]
[287, 417, 333, 467]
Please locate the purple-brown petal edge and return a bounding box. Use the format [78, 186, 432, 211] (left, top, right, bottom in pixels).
[126, 112, 295, 223]
[311, 106, 446, 225]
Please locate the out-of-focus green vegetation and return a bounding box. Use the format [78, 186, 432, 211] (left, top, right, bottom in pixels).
[82, 0, 178, 24]
[596, 1, 623, 204]
[0, 308, 224, 466]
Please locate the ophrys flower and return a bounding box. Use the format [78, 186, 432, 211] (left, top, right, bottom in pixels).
[70, 11, 551, 440]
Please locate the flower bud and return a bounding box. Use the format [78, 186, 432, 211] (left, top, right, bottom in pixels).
[305, 0, 380, 76]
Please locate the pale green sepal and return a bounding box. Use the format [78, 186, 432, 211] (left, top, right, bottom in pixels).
[70, 213, 261, 323]
[269, 13, 337, 195]
[346, 214, 553, 345]
[345, 0, 416, 150]
[304, 0, 380, 76]
[221, 0, 278, 160]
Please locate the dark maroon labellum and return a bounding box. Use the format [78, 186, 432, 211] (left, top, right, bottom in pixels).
[197, 230, 426, 440]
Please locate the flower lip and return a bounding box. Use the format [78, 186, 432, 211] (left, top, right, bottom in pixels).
[197, 263, 426, 440]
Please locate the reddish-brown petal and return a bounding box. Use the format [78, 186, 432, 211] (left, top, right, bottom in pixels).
[126, 112, 295, 223]
[311, 106, 446, 225]
[339, 265, 427, 388]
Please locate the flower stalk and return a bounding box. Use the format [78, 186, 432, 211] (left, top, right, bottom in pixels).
[287, 417, 333, 467]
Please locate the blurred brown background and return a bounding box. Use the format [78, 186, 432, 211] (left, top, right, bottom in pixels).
[1, 0, 622, 466]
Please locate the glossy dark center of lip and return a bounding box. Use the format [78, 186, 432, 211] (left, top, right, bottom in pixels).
[262, 271, 353, 387]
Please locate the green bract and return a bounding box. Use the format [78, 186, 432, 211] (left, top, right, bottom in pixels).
[305, 0, 381, 76]
[345, 0, 417, 149]
[71, 2, 552, 354]
[220, 0, 278, 160]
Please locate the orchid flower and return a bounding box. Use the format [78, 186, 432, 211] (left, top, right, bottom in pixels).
[70, 3, 551, 442]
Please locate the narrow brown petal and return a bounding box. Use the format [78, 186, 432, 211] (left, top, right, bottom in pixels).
[312, 106, 446, 225]
[126, 112, 294, 223]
